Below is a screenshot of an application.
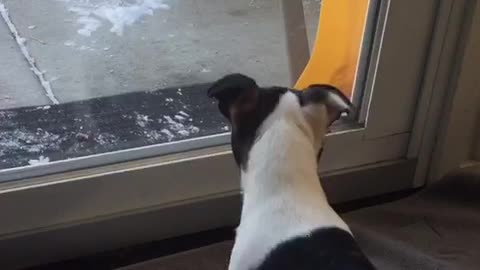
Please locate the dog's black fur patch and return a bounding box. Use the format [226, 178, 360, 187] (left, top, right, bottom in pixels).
[208, 74, 288, 169]
[255, 227, 376, 270]
[228, 87, 287, 169]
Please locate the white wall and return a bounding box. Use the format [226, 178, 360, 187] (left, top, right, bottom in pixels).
[430, 0, 480, 180]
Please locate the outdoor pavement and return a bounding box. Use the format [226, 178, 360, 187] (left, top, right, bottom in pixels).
[0, 10, 50, 109]
[0, 0, 320, 109]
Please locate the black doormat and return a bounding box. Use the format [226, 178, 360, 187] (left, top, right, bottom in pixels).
[0, 84, 229, 172]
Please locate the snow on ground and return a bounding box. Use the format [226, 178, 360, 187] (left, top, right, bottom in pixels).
[178, 110, 189, 117]
[95, 132, 119, 145]
[160, 128, 174, 140]
[135, 112, 152, 128]
[28, 156, 50, 166]
[0, 128, 63, 155]
[0, 3, 59, 104]
[164, 113, 200, 138]
[133, 110, 200, 141]
[60, 0, 170, 37]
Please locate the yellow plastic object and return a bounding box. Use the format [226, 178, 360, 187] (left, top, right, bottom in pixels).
[295, 0, 370, 97]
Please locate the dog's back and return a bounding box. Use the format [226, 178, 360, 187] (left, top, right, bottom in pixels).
[256, 227, 375, 270]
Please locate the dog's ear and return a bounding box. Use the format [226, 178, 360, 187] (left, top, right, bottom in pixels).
[300, 84, 353, 126]
[207, 74, 259, 122]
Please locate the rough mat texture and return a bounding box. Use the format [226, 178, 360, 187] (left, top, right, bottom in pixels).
[120, 168, 480, 270]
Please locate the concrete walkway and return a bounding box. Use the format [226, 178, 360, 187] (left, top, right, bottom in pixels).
[0, 7, 50, 109]
[0, 0, 320, 109]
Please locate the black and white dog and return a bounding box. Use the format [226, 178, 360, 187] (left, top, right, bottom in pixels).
[208, 74, 376, 270]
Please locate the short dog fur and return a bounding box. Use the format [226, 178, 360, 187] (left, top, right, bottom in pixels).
[208, 74, 375, 270]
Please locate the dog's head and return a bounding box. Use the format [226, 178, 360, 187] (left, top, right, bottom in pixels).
[208, 74, 352, 171]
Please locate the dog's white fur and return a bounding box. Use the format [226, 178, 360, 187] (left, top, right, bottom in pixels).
[228, 92, 351, 270]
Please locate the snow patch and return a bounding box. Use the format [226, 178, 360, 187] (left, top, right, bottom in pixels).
[64, 0, 170, 36]
[160, 129, 174, 141]
[95, 133, 118, 145]
[135, 112, 152, 128]
[76, 15, 102, 36]
[190, 126, 200, 133]
[0, 111, 16, 120]
[163, 115, 200, 137]
[144, 129, 163, 140]
[174, 115, 185, 121]
[64, 40, 76, 47]
[28, 156, 50, 166]
[163, 115, 182, 130]
[178, 111, 189, 117]
[0, 128, 63, 155]
[177, 130, 189, 136]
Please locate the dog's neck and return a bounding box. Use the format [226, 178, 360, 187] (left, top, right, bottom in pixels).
[229, 96, 350, 270]
[239, 113, 329, 219]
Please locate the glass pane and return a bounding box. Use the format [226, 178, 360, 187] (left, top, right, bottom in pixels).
[0, 0, 374, 180]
